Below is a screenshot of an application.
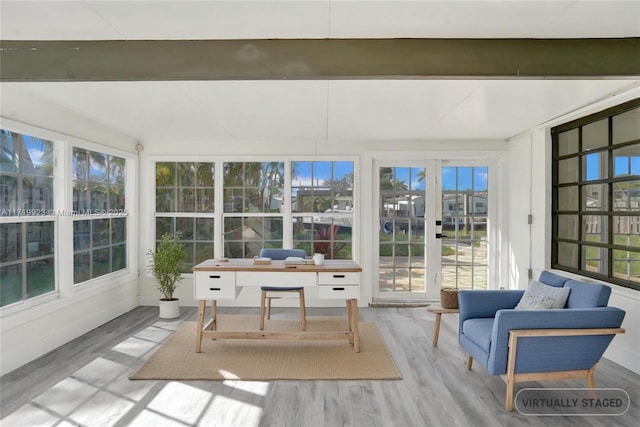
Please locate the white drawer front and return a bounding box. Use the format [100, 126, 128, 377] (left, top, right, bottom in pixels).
[237, 271, 316, 287]
[194, 271, 237, 300]
[318, 272, 359, 285]
[318, 284, 359, 299]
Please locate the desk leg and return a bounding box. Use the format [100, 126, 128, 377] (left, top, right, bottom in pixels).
[349, 299, 360, 353]
[432, 313, 442, 348]
[211, 299, 217, 328]
[196, 300, 206, 353]
[346, 299, 353, 332]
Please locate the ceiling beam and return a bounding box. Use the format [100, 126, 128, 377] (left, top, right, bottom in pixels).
[1, 38, 639, 81]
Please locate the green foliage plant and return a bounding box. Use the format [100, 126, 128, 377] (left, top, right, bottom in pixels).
[148, 233, 186, 301]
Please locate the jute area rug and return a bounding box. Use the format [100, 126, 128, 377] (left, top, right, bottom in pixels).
[130, 315, 402, 381]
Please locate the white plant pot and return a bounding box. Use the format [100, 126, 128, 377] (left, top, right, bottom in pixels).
[159, 299, 180, 319]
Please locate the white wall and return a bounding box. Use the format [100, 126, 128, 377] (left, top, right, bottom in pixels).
[507, 87, 640, 374]
[506, 133, 532, 289]
[0, 104, 141, 375]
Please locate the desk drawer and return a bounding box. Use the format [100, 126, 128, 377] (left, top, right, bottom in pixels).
[237, 271, 316, 287]
[318, 285, 359, 299]
[194, 271, 237, 300]
[318, 272, 359, 285]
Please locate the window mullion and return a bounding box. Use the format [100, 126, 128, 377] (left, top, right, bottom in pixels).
[282, 161, 293, 246]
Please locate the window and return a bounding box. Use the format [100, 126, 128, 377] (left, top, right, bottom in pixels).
[223, 162, 284, 258]
[292, 161, 354, 259]
[72, 147, 128, 283]
[155, 162, 215, 272]
[152, 159, 356, 264]
[1, 130, 56, 306]
[552, 99, 640, 290]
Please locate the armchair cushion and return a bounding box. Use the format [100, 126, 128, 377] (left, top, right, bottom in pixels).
[514, 280, 570, 310]
[564, 279, 611, 308]
[538, 270, 571, 287]
[461, 318, 494, 352]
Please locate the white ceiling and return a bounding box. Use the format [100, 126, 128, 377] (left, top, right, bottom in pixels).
[1, 1, 639, 143]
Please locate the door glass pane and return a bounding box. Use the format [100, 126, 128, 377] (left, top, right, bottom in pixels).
[378, 166, 426, 294]
[441, 166, 489, 290]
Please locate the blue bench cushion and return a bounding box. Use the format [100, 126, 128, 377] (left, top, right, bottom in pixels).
[462, 318, 494, 353]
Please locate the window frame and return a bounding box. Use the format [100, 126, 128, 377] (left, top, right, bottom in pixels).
[153, 161, 216, 272]
[291, 160, 355, 259]
[150, 156, 358, 271]
[1, 129, 57, 307]
[1, 124, 137, 314]
[221, 161, 286, 259]
[71, 147, 129, 285]
[551, 98, 640, 291]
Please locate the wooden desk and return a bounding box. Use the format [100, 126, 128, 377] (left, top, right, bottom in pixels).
[426, 306, 459, 347]
[192, 259, 362, 352]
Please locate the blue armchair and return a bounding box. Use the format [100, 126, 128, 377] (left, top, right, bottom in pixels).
[458, 271, 626, 410]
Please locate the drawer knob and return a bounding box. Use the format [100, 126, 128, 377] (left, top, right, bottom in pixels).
[209, 287, 221, 291]
[209, 275, 221, 278]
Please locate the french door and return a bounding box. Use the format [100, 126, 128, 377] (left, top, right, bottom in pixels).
[374, 160, 492, 301]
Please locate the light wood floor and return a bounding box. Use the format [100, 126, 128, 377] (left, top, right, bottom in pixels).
[1, 306, 638, 426]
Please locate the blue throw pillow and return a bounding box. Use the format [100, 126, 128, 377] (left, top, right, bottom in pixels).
[515, 280, 571, 310]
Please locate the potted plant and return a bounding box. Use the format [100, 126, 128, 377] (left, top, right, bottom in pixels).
[147, 232, 186, 318]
